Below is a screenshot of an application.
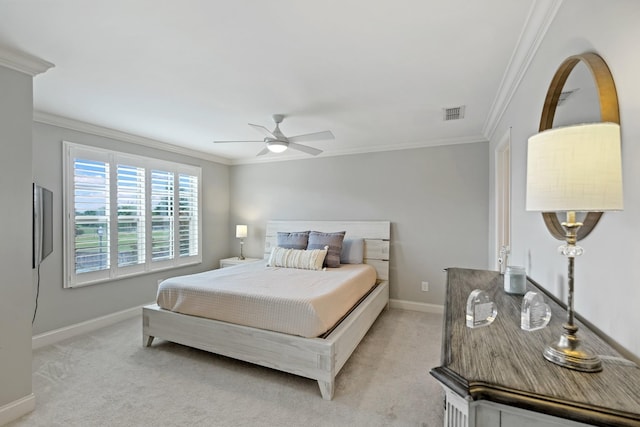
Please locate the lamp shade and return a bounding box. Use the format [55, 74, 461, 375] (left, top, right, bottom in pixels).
[235, 224, 248, 238]
[526, 122, 623, 212]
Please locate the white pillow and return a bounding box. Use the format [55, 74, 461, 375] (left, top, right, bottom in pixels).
[267, 246, 328, 271]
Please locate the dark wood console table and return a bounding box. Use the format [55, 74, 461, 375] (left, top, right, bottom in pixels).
[430, 268, 640, 427]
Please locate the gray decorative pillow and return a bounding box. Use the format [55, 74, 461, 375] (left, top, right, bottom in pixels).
[340, 237, 365, 264]
[277, 231, 310, 250]
[307, 231, 346, 268]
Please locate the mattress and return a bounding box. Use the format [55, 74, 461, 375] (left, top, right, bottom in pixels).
[156, 260, 378, 338]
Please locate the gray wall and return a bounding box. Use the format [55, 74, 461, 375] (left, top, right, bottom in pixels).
[229, 143, 490, 305]
[31, 122, 231, 335]
[0, 66, 33, 407]
[489, 0, 640, 359]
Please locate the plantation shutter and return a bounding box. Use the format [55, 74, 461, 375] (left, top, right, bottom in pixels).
[179, 173, 199, 257]
[117, 164, 146, 269]
[64, 142, 202, 288]
[73, 158, 110, 275]
[151, 170, 174, 263]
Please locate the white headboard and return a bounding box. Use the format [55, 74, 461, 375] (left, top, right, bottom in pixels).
[264, 220, 391, 282]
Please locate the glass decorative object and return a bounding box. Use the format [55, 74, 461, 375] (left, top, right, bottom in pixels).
[498, 245, 510, 274]
[521, 291, 552, 331]
[466, 289, 497, 328]
[504, 266, 527, 295]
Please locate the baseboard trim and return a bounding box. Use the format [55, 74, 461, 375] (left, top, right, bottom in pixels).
[30, 300, 440, 350]
[0, 393, 35, 426]
[32, 304, 151, 350]
[390, 299, 444, 314]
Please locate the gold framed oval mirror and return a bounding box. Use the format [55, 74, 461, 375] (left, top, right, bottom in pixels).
[538, 52, 620, 240]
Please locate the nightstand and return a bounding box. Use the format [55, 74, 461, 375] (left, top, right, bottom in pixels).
[219, 257, 261, 269]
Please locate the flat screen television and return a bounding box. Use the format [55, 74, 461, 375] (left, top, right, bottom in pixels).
[33, 183, 53, 268]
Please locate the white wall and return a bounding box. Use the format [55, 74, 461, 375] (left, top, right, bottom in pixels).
[0, 65, 33, 412]
[489, 0, 640, 360]
[230, 143, 489, 306]
[30, 121, 231, 335]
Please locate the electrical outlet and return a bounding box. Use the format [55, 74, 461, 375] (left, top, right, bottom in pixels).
[421, 281, 429, 292]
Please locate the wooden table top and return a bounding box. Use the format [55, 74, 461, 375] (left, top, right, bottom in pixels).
[430, 267, 640, 427]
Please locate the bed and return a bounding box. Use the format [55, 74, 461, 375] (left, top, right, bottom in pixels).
[142, 220, 390, 400]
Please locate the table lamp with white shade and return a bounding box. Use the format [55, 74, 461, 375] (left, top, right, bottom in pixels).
[526, 122, 623, 372]
[236, 225, 248, 260]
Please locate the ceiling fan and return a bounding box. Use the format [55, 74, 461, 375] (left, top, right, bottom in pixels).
[214, 114, 334, 156]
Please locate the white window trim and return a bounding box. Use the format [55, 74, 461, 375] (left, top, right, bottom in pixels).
[63, 141, 202, 288]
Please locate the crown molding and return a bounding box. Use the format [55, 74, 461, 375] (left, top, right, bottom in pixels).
[0, 45, 54, 76]
[482, 0, 563, 141]
[231, 134, 488, 166]
[33, 111, 232, 165]
[32, 110, 487, 167]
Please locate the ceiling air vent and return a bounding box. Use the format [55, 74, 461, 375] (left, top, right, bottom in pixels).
[443, 106, 465, 121]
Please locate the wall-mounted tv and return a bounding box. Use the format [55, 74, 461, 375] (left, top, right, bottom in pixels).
[33, 183, 53, 268]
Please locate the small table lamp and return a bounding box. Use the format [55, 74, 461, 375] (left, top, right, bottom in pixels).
[526, 122, 623, 372]
[236, 225, 248, 260]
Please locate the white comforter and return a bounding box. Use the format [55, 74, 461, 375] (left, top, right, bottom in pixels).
[156, 260, 377, 338]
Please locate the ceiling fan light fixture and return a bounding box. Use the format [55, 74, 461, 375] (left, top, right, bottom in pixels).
[266, 140, 288, 153]
[214, 115, 331, 156]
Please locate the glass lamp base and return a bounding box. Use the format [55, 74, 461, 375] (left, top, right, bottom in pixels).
[543, 222, 602, 373]
[239, 240, 245, 260]
[543, 329, 602, 373]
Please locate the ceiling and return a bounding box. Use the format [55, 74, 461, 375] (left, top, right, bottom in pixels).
[0, 0, 543, 164]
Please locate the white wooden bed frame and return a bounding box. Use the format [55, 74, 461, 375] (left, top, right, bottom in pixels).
[142, 220, 390, 400]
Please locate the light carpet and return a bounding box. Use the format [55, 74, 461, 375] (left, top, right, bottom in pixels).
[9, 308, 444, 426]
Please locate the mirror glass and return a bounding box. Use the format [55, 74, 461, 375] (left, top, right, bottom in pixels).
[552, 62, 601, 127]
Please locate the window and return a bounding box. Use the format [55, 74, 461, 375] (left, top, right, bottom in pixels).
[63, 142, 202, 287]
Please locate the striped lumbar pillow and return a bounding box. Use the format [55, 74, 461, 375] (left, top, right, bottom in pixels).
[267, 246, 328, 271]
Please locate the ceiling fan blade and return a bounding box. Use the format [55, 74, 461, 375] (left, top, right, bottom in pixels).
[249, 123, 277, 139]
[289, 142, 323, 156]
[256, 147, 270, 156]
[287, 130, 334, 143]
[213, 140, 263, 143]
